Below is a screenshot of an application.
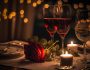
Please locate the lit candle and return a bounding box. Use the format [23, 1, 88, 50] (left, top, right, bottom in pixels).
[67, 41, 79, 52]
[60, 51, 73, 66]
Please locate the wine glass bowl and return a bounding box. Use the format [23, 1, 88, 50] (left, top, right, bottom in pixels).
[53, 4, 73, 53]
[75, 9, 90, 69]
[75, 19, 90, 42]
[44, 24, 57, 41]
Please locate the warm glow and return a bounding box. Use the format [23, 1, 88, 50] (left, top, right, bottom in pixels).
[24, 18, 29, 23]
[86, 19, 90, 22]
[65, 51, 68, 54]
[32, 2, 37, 7]
[61, 51, 73, 57]
[2, 8, 7, 17]
[67, 41, 78, 47]
[20, 0, 24, 4]
[20, 14, 24, 18]
[80, 19, 86, 23]
[44, 4, 49, 8]
[37, 0, 41, 5]
[20, 10, 24, 15]
[3, 8, 7, 13]
[74, 4, 78, 9]
[8, 13, 13, 19]
[11, 11, 16, 17]
[71, 41, 73, 44]
[4, 16, 8, 20]
[27, 0, 31, 4]
[4, 0, 8, 4]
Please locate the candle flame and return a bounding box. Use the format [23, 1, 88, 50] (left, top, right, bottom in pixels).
[71, 41, 73, 44]
[65, 51, 68, 54]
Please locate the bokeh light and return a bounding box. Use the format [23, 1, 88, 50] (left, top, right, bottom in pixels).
[20, 10, 24, 15]
[11, 11, 16, 17]
[74, 4, 78, 9]
[8, 13, 13, 19]
[20, 0, 24, 4]
[44, 4, 49, 8]
[4, 0, 8, 4]
[3, 8, 7, 13]
[2, 8, 7, 17]
[20, 14, 24, 18]
[27, 0, 31, 4]
[32, 2, 37, 7]
[37, 0, 41, 5]
[4, 16, 8, 20]
[24, 18, 29, 23]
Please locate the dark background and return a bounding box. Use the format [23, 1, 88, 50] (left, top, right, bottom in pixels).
[0, 0, 90, 45]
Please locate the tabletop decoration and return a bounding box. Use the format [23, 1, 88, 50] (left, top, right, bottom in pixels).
[25, 36, 60, 62]
[67, 41, 80, 56]
[24, 41, 45, 62]
[60, 51, 73, 69]
[67, 41, 79, 53]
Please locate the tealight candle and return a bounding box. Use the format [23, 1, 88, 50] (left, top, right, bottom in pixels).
[60, 51, 73, 66]
[67, 41, 79, 52]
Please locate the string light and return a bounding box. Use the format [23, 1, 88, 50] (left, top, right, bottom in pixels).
[27, 0, 31, 4]
[24, 18, 29, 23]
[44, 4, 49, 8]
[32, 2, 37, 7]
[37, 0, 42, 5]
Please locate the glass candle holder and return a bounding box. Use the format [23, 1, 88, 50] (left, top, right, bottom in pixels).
[59, 51, 73, 69]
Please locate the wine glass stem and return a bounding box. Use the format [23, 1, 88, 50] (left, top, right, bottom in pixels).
[51, 35, 54, 42]
[83, 43, 87, 60]
[83, 42, 87, 68]
[61, 38, 64, 54]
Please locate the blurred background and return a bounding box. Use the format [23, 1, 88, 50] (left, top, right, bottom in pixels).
[0, 0, 90, 45]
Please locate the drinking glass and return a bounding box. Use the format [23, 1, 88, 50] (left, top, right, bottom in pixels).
[75, 9, 90, 69]
[53, 4, 73, 54]
[43, 5, 58, 41]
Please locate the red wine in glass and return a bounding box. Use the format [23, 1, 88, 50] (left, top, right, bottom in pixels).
[44, 17, 71, 53]
[44, 18, 58, 41]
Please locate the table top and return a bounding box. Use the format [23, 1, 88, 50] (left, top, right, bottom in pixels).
[0, 55, 89, 70]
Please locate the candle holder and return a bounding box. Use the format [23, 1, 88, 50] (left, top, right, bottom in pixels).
[67, 41, 79, 55]
[57, 51, 73, 69]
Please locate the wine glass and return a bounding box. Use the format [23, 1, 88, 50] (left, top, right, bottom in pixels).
[44, 24, 58, 41]
[75, 9, 90, 69]
[43, 5, 58, 41]
[53, 1, 73, 54]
